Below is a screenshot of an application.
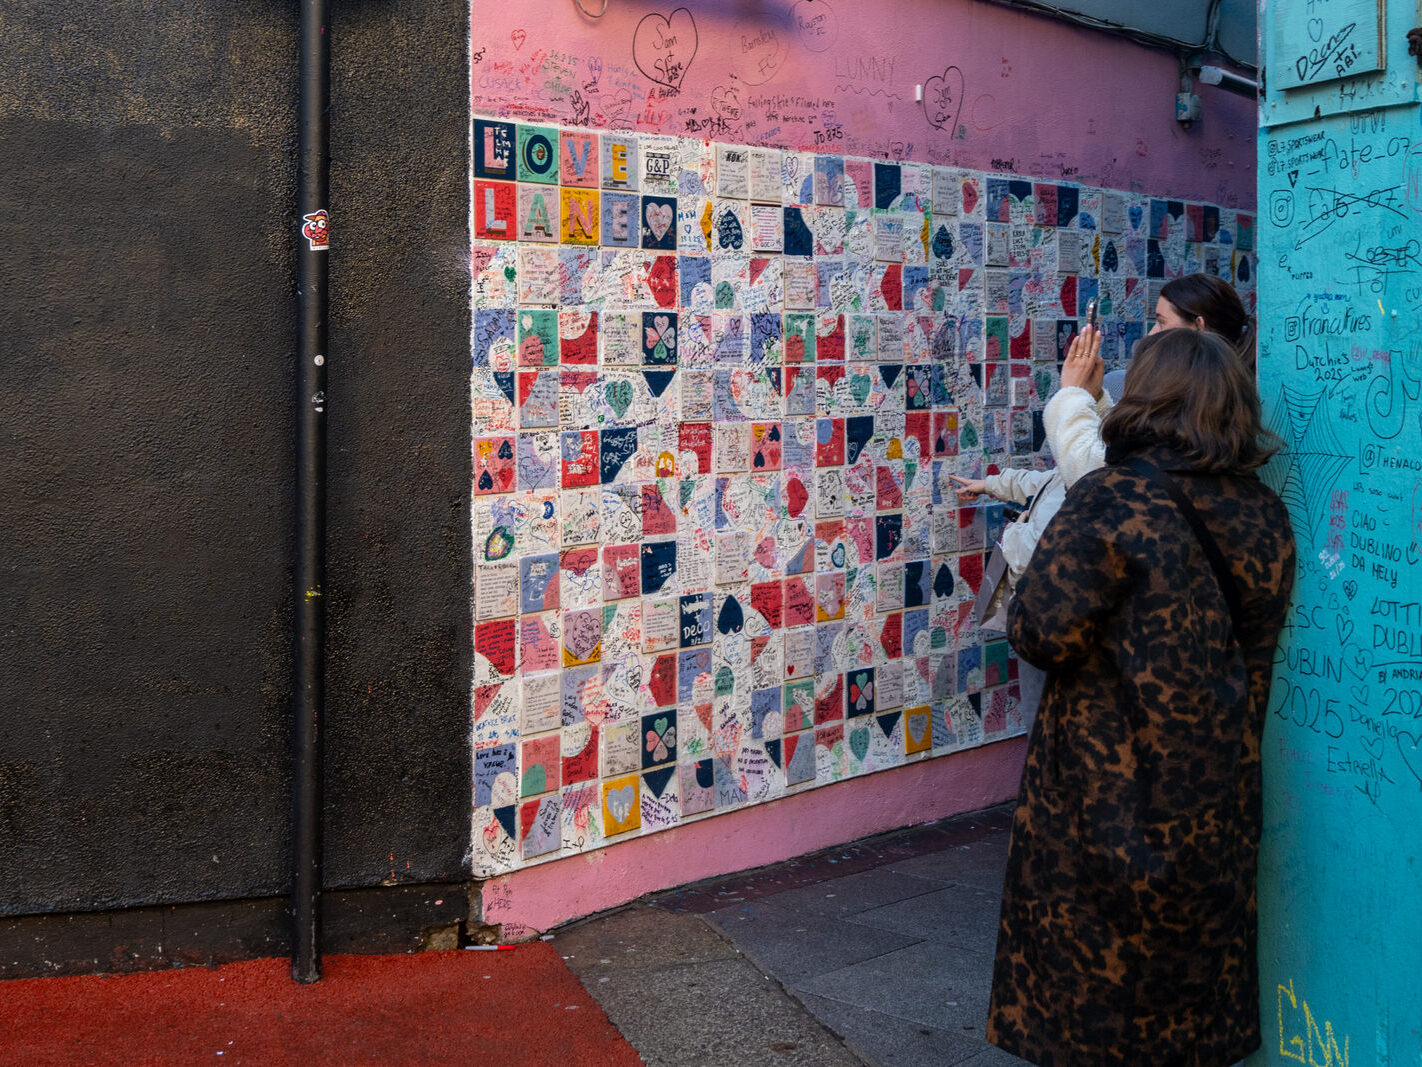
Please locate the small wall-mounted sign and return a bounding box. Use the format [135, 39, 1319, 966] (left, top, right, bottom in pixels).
[1262, 0, 1420, 128]
[1272, 0, 1385, 91]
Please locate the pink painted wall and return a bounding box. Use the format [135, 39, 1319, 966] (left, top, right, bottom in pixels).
[472, 0, 1256, 207]
[482, 735, 1026, 938]
[467, 0, 1255, 937]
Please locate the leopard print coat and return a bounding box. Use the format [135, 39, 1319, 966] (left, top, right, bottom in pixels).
[986, 444, 1295, 1067]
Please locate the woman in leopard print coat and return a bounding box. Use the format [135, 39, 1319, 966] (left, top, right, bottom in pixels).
[986, 329, 1295, 1067]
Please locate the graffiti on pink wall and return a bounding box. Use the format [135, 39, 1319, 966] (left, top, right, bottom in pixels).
[472, 0, 1256, 206]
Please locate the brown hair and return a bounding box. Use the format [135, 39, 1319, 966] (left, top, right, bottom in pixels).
[1102, 328, 1279, 472]
[1159, 273, 1256, 373]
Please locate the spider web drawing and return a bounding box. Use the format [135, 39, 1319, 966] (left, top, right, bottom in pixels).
[1262, 383, 1353, 537]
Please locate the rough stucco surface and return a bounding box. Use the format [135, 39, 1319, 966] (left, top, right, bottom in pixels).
[322, 1, 473, 889]
[0, 1, 471, 915]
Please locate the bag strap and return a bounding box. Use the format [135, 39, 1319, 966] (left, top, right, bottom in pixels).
[1121, 458, 1244, 633]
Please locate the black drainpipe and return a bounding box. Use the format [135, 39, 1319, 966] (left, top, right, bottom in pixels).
[292, 0, 330, 985]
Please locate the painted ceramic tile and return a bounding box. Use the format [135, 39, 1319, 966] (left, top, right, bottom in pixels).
[777, 149, 814, 205]
[515, 308, 558, 366]
[522, 671, 562, 735]
[603, 720, 640, 776]
[561, 129, 599, 188]
[711, 200, 748, 255]
[600, 191, 640, 248]
[715, 144, 749, 198]
[474, 436, 517, 496]
[678, 759, 714, 815]
[473, 805, 518, 876]
[521, 795, 561, 859]
[558, 544, 601, 609]
[677, 197, 714, 254]
[561, 188, 600, 244]
[518, 185, 559, 243]
[745, 259, 784, 315]
[635, 133, 676, 195]
[640, 765, 680, 831]
[474, 180, 517, 241]
[521, 734, 560, 798]
[474, 742, 518, 809]
[562, 607, 602, 668]
[559, 780, 602, 854]
[517, 612, 559, 674]
[642, 311, 678, 365]
[601, 133, 638, 190]
[473, 678, 520, 747]
[602, 774, 641, 835]
[517, 124, 559, 184]
[642, 195, 677, 250]
[516, 246, 559, 306]
[473, 119, 516, 180]
[472, 244, 518, 309]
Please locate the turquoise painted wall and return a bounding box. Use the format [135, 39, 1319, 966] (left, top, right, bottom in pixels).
[1257, 1, 1422, 1063]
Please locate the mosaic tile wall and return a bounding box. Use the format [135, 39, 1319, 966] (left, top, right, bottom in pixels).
[469, 117, 1257, 875]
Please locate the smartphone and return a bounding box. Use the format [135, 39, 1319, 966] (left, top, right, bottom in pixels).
[1084, 299, 1099, 327]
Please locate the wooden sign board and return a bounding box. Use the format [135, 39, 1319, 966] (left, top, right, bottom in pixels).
[1262, 0, 1420, 127]
[1271, 0, 1386, 91]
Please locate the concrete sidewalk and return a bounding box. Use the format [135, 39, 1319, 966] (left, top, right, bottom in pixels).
[558, 802, 1027, 1067]
[0, 802, 1023, 1066]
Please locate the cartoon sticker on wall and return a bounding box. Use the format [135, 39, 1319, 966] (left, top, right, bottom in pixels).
[301, 209, 329, 251]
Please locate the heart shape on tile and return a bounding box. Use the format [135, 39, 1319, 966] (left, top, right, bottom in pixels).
[850, 373, 872, 405]
[646, 200, 674, 240]
[849, 725, 871, 762]
[606, 784, 635, 824]
[786, 475, 809, 518]
[605, 379, 635, 418]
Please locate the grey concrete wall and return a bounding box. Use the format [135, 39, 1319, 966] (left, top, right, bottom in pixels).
[0, 1, 471, 917]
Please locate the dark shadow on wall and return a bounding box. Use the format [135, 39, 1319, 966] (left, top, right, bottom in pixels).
[0, 0, 472, 930]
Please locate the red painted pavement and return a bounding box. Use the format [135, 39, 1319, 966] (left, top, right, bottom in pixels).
[0, 945, 643, 1066]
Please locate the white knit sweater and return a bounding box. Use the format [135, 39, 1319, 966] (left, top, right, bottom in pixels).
[1042, 385, 1116, 489]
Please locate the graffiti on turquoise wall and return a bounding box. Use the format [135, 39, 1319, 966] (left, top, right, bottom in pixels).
[1257, 0, 1422, 1061]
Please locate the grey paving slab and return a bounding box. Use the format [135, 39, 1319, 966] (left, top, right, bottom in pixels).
[582, 952, 865, 1067]
[560, 905, 864, 1067]
[882, 835, 1012, 892]
[743, 864, 947, 921]
[845, 881, 1005, 954]
[793, 991, 999, 1067]
[792, 939, 998, 1033]
[706, 898, 922, 983]
[555, 901, 741, 971]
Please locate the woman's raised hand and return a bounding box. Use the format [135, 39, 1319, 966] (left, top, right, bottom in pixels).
[1061, 324, 1104, 399]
